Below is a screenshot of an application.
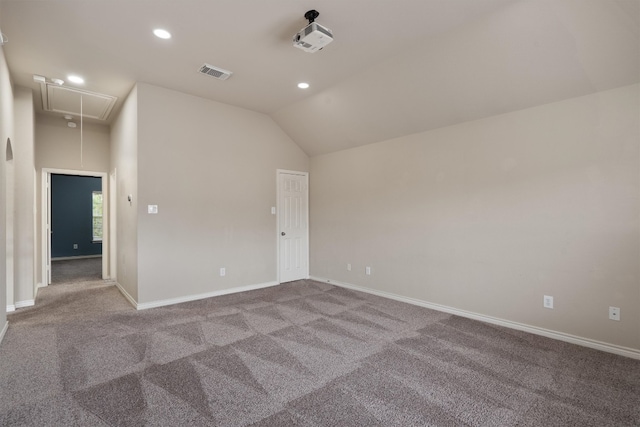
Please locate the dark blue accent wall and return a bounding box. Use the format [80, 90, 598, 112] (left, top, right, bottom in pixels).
[51, 174, 103, 258]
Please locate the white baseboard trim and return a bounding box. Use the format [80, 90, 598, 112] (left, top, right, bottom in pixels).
[52, 255, 102, 261]
[6, 299, 35, 312]
[16, 299, 35, 309]
[115, 280, 281, 311]
[310, 276, 640, 361]
[0, 321, 8, 346]
[114, 282, 138, 309]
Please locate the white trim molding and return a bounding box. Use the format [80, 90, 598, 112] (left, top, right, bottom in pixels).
[114, 282, 138, 309]
[0, 321, 8, 346]
[41, 168, 109, 288]
[115, 280, 280, 311]
[16, 299, 35, 309]
[310, 276, 640, 361]
[6, 299, 35, 312]
[52, 255, 102, 261]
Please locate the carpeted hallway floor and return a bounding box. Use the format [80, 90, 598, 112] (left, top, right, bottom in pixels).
[51, 257, 102, 284]
[0, 279, 638, 426]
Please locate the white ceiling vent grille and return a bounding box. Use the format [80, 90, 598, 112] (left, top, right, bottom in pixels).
[198, 63, 233, 80]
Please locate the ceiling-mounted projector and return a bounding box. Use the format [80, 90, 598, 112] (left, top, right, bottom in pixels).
[293, 10, 333, 53]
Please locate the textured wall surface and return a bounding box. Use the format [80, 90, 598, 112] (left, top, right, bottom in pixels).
[310, 84, 640, 350]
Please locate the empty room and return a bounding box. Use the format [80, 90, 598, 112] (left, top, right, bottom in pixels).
[0, 0, 638, 425]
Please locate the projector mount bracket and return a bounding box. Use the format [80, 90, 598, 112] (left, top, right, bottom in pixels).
[304, 10, 320, 24]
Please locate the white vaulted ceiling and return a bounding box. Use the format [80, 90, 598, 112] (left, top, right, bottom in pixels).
[1, 0, 638, 156]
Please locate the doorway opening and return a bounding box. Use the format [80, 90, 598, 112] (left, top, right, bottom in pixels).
[41, 168, 109, 286]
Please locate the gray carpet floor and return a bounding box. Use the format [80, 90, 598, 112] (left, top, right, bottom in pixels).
[51, 257, 102, 284]
[0, 279, 638, 426]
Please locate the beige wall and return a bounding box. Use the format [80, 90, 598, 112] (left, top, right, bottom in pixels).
[310, 84, 640, 351]
[12, 87, 35, 303]
[0, 44, 13, 329]
[110, 85, 139, 300]
[35, 115, 110, 173]
[34, 114, 111, 285]
[135, 83, 309, 304]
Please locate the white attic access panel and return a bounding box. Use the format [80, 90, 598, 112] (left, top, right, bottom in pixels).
[38, 81, 117, 120]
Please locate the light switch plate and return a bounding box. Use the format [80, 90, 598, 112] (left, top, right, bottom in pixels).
[148, 205, 158, 214]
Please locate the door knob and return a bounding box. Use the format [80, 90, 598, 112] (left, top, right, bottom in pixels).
[281, 232, 286, 236]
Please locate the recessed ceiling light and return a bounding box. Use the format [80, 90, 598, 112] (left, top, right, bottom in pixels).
[298, 82, 310, 89]
[153, 29, 172, 39]
[67, 75, 84, 84]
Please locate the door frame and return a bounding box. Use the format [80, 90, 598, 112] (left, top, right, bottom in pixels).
[276, 169, 309, 283]
[41, 168, 109, 286]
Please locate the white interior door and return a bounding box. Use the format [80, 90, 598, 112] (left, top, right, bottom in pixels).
[278, 170, 309, 283]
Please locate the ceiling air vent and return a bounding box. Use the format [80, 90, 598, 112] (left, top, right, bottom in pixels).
[198, 63, 232, 80]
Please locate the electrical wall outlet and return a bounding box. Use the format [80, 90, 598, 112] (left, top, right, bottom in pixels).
[609, 306, 620, 321]
[543, 295, 553, 309]
[365, 266, 371, 275]
[73, 244, 78, 249]
[220, 267, 226, 277]
[347, 263, 351, 271]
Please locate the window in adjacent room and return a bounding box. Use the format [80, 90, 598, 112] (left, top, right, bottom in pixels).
[92, 191, 103, 242]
